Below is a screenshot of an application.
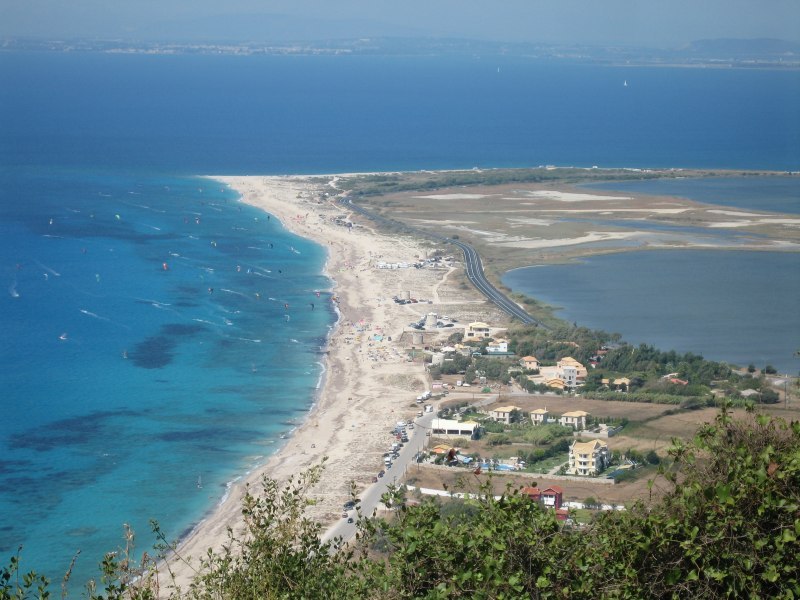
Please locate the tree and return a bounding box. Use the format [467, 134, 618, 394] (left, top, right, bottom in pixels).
[5, 411, 799, 599]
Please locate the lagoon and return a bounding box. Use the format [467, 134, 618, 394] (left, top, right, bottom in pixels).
[503, 249, 799, 374]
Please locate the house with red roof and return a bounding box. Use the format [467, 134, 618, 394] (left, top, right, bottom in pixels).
[521, 485, 564, 509]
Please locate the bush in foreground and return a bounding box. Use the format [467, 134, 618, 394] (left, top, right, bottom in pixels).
[3, 409, 799, 599]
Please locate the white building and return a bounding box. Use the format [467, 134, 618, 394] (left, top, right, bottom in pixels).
[465, 322, 491, 339]
[486, 339, 509, 354]
[530, 408, 549, 425]
[560, 410, 589, 430]
[488, 405, 521, 425]
[430, 419, 480, 439]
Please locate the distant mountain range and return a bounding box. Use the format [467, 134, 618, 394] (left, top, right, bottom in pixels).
[2, 35, 798, 67]
[680, 38, 800, 58]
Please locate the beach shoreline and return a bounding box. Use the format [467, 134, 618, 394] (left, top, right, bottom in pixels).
[161, 174, 491, 592]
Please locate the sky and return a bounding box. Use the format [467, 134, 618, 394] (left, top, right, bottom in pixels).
[1, 0, 799, 47]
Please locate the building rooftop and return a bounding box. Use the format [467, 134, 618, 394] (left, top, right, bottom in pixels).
[571, 439, 608, 453]
[491, 405, 521, 413]
[562, 410, 589, 417]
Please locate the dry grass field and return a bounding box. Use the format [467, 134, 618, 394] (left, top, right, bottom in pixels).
[407, 393, 800, 506]
[405, 464, 663, 507]
[348, 173, 800, 282]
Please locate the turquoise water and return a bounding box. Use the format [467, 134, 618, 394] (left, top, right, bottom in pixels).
[0, 52, 798, 588]
[0, 168, 333, 584]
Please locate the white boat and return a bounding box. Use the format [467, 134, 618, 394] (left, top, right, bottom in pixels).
[197, 475, 202, 489]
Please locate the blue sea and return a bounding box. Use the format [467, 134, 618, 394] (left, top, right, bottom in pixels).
[0, 51, 798, 589]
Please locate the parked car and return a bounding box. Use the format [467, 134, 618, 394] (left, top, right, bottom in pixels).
[378, 469, 385, 477]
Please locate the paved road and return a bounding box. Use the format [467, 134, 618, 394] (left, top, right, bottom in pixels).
[321, 410, 437, 545]
[341, 196, 543, 328]
[447, 237, 537, 325]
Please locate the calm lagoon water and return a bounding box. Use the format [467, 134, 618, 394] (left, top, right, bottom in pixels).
[503, 246, 800, 374]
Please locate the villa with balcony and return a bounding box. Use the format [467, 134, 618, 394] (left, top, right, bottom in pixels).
[568, 439, 610, 476]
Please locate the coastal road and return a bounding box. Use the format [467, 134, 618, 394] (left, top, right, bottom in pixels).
[447, 237, 538, 325]
[341, 196, 542, 327]
[322, 409, 437, 545]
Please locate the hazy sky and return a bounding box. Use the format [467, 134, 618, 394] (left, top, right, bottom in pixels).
[2, 0, 799, 46]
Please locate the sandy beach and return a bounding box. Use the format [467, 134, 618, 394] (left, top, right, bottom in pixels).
[161, 174, 503, 591]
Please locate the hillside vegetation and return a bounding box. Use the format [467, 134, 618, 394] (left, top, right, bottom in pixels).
[3, 410, 799, 599]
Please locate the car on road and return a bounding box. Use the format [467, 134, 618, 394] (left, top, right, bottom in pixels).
[372, 476, 378, 483]
[347, 517, 354, 523]
[341, 512, 348, 518]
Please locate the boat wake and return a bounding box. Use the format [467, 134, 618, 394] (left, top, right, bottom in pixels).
[80, 308, 111, 321]
[33, 260, 61, 277]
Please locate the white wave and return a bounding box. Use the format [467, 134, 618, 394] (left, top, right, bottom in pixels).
[135, 297, 170, 306]
[289, 338, 300, 343]
[80, 309, 112, 322]
[220, 288, 247, 297]
[33, 260, 61, 277]
[236, 337, 262, 343]
[192, 318, 217, 326]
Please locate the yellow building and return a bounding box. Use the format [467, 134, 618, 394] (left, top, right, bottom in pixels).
[557, 356, 587, 380]
[465, 321, 491, 339]
[520, 355, 540, 370]
[568, 439, 609, 476]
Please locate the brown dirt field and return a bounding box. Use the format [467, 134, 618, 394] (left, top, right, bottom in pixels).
[489, 394, 679, 422]
[404, 464, 666, 507]
[359, 178, 800, 278]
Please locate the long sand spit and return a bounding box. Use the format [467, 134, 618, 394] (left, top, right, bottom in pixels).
[161, 175, 486, 591]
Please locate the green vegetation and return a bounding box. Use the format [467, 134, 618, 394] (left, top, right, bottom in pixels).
[4, 410, 798, 599]
[337, 167, 693, 198]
